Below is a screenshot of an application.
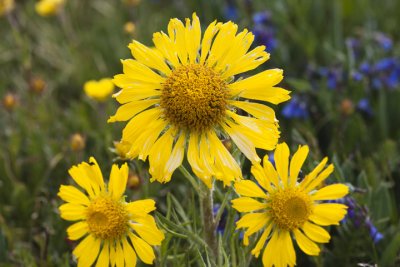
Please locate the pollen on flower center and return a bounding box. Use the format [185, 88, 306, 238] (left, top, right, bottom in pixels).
[160, 64, 228, 132]
[86, 195, 129, 240]
[269, 188, 313, 230]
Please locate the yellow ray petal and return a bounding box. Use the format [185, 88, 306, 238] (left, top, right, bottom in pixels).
[274, 143, 290, 186]
[234, 180, 267, 198]
[127, 199, 156, 218]
[293, 229, 320, 256]
[163, 131, 186, 183]
[200, 21, 221, 64]
[231, 197, 268, 212]
[58, 185, 90, 206]
[108, 99, 158, 122]
[309, 203, 348, 226]
[229, 100, 276, 122]
[113, 74, 162, 89]
[243, 217, 269, 246]
[302, 221, 331, 243]
[153, 31, 180, 68]
[304, 164, 334, 192]
[95, 240, 110, 267]
[251, 163, 272, 192]
[121, 59, 165, 84]
[262, 155, 280, 188]
[299, 157, 328, 189]
[236, 212, 269, 230]
[128, 232, 156, 264]
[68, 165, 95, 198]
[187, 133, 212, 188]
[168, 18, 188, 65]
[59, 203, 86, 221]
[130, 222, 165, 246]
[311, 184, 349, 201]
[109, 163, 129, 200]
[289, 145, 309, 186]
[114, 240, 124, 267]
[67, 221, 88, 240]
[251, 223, 272, 258]
[263, 230, 296, 267]
[129, 40, 171, 75]
[122, 237, 137, 267]
[73, 235, 100, 261]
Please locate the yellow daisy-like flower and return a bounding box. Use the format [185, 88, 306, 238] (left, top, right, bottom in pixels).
[58, 157, 164, 267]
[232, 143, 349, 267]
[109, 13, 290, 187]
[84, 78, 115, 102]
[0, 0, 14, 17]
[35, 0, 65, 17]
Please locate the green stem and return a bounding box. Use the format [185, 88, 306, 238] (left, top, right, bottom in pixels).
[199, 182, 218, 266]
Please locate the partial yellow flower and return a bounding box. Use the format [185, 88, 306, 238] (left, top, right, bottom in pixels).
[58, 157, 165, 267]
[232, 143, 349, 267]
[109, 13, 290, 187]
[84, 78, 115, 102]
[113, 140, 132, 159]
[35, 0, 65, 17]
[0, 0, 14, 16]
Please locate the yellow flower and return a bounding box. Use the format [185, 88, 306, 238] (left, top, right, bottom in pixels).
[58, 157, 165, 267]
[232, 143, 349, 267]
[84, 78, 115, 102]
[2, 92, 17, 111]
[114, 140, 132, 159]
[109, 13, 290, 187]
[0, 0, 14, 16]
[124, 21, 136, 35]
[70, 133, 85, 152]
[35, 0, 65, 17]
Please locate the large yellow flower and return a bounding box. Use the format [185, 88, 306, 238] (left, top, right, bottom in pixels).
[232, 143, 349, 267]
[109, 13, 290, 187]
[58, 157, 164, 267]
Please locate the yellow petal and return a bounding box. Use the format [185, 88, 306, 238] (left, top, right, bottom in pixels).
[236, 212, 269, 230]
[73, 235, 100, 261]
[274, 143, 290, 186]
[293, 229, 320, 256]
[59, 203, 86, 221]
[251, 223, 272, 258]
[152, 32, 180, 68]
[229, 100, 276, 122]
[121, 108, 162, 142]
[114, 240, 124, 267]
[68, 165, 95, 198]
[242, 218, 269, 246]
[250, 163, 271, 192]
[122, 237, 137, 267]
[262, 230, 296, 267]
[121, 59, 165, 84]
[108, 99, 158, 122]
[309, 203, 348, 226]
[108, 163, 129, 200]
[304, 164, 334, 192]
[207, 22, 238, 68]
[87, 157, 105, 191]
[262, 155, 280, 187]
[311, 184, 349, 201]
[67, 221, 88, 240]
[130, 221, 165, 246]
[302, 221, 331, 243]
[200, 21, 221, 64]
[163, 132, 186, 183]
[187, 133, 212, 188]
[229, 69, 284, 97]
[58, 185, 90, 206]
[95, 241, 110, 267]
[289, 145, 309, 186]
[127, 199, 156, 218]
[231, 197, 268, 212]
[129, 233, 155, 264]
[112, 87, 160, 104]
[234, 180, 267, 198]
[299, 157, 328, 190]
[168, 18, 188, 65]
[128, 40, 171, 75]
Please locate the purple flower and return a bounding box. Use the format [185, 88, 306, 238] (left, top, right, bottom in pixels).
[282, 95, 309, 119]
[375, 33, 393, 51]
[357, 98, 373, 117]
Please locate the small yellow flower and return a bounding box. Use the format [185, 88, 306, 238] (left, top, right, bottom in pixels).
[0, 0, 14, 16]
[124, 21, 136, 35]
[109, 13, 290, 187]
[70, 133, 85, 152]
[35, 0, 65, 17]
[84, 78, 114, 102]
[58, 157, 165, 266]
[232, 143, 349, 267]
[2, 92, 17, 111]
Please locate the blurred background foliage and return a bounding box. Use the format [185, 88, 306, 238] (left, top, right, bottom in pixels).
[1, 0, 400, 266]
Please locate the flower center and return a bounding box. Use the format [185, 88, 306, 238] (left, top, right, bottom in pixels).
[160, 64, 228, 132]
[269, 188, 312, 231]
[86, 195, 129, 240]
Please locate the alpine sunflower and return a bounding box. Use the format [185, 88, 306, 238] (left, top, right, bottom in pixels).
[58, 157, 164, 267]
[108, 13, 290, 187]
[232, 143, 349, 267]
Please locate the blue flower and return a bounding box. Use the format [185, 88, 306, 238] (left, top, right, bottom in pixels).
[357, 98, 373, 117]
[375, 33, 393, 51]
[366, 219, 384, 243]
[223, 3, 238, 21]
[252, 11, 271, 24]
[281, 95, 309, 119]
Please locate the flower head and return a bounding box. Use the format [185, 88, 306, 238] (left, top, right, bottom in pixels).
[109, 13, 290, 187]
[35, 0, 65, 17]
[2, 92, 17, 111]
[0, 0, 14, 16]
[58, 157, 164, 266]
[232, 143, 348, 267]
[84, 78, 115, 102]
